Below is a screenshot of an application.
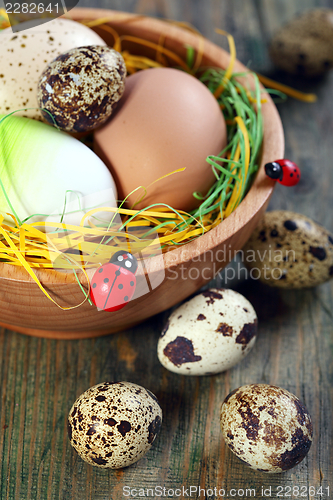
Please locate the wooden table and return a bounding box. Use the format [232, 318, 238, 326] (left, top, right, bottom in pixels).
[1, 0, 332, 498]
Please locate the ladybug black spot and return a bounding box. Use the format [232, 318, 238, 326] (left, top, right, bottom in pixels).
[92, 283, 97, 289]
[115, 270, 121, 276]
[98, 268, 103, 273]
[118, 284, 123, 289]
[130, 281, 134, 286]
[124, 296, 129, 301]
[104, 278, 109, 284]
[290, 173, 293, 177]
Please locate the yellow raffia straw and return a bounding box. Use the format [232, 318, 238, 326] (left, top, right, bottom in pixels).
[131, 168, 186, 208]
[224, 116, 250, 217]
[156, 34, 169, 67]
[224, 142, 241, 202]
[0, 215, 90, 309]
[116, 35, 190, 70]
[213, 29, 236, 98]
[256, 73, 317, 103]
[78, 16, 190, 71]
[91, 22, 120, 47]
[79, 15, 317, 102]
[0, 8, 11, 29]
[122, 52, 163, 71]
[81, 15, 148, 29]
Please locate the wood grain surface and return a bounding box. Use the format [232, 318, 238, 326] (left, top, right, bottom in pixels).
[1, 0, 333, 499]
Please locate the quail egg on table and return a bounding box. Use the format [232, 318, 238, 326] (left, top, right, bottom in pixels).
[67, 382, 162, 469]
[270, 9, 333, 77]
[157, 288, 258, 376]
[220, 384, 313, 473]
[243, 210, 333, 288]
[37, 46, 126, 133]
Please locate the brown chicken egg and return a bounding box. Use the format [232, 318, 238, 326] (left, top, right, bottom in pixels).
[94, 67, 227, 211]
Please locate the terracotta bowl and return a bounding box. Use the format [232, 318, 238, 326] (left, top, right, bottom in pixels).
[0, 8, 284, 339]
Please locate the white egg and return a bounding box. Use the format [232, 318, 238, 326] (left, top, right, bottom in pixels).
[0, 115, 117, 226]
[157, 288, 258, 376]
[0, 18, 106, 120]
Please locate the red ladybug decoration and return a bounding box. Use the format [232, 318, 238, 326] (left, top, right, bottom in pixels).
[90, 251, 138, 312]
[265, 159, 301, 186]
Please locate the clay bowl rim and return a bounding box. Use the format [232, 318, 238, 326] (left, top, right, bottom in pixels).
[0, 8, 283, 283]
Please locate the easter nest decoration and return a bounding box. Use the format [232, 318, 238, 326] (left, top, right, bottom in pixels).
[0, 8, 284, 338]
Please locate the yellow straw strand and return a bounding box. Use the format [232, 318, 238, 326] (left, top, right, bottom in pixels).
[115, 35, 190, 70]
[213, 29, 237, 98]
[225, 116, 251, 216]
[256, 73, 317, 102]
[0, 8, 11, 29]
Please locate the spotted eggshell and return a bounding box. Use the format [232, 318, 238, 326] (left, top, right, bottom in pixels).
[157, 288, 257, 376]
[37, 46, 126, 132]
[0, 18, 106, 120]
[67, 382, 162, 469]
[220, 384, 313, 473]
[270, 9, 333, 77]
[243, 210, 333, 288]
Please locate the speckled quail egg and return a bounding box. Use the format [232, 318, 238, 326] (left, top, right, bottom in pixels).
[243, 210, 333, 288]
[220, 384, 313, 473]
[157, 288, 258, 376]
[270, 9, 333, 77]
[0, 18, 107, 120]
[67, 381, 162, 469]
[37, 46, 126, 133]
